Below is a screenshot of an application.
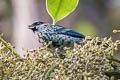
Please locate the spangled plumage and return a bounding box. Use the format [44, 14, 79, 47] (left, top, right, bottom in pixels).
[28, 21, 85, 47]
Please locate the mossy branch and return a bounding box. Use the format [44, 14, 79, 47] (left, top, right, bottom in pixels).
[0, 35, 20, 58]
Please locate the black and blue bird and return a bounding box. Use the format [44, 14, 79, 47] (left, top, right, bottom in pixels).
[28, 21, 85, 48]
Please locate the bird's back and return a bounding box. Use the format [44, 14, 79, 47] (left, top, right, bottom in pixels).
[36, 24, 85, 47]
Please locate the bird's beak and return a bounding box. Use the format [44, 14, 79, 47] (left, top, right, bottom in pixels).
[28, 25, 34, 29]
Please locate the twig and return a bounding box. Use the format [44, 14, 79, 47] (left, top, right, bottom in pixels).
[104, 70, 120, 79]
[44, 62, 56, 80]
[0, 35, 20, 58]
[107, 57, 120, 63]
[25, 62, 39, 80]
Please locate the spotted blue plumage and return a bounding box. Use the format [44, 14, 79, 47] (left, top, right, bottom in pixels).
[28, 21, 85, 47]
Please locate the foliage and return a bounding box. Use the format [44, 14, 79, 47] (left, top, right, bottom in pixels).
[0, 0, 120, 79]
[46, 0, 78, 24]
[0, 32, 120, 80]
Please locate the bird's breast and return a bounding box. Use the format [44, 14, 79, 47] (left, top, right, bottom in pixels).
[35, 32, 44, 43]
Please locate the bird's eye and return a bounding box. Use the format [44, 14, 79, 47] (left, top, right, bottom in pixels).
[33, 22, 44, 26]
[33, 22, 40, 25]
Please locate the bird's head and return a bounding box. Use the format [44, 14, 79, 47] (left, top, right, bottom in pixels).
[28, 21, 45, 32]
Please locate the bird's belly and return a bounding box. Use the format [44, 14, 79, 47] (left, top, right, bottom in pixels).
[35, 32, 83, 47]
[50, 34, 82, 47]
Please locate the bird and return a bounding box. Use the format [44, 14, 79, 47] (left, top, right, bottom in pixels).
[28, 21, 85, 48]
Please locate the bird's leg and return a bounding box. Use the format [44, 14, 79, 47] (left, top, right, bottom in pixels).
[55, 46, 66, 59]
[45, 41, 58, 56]
[42, 41, 66, 59]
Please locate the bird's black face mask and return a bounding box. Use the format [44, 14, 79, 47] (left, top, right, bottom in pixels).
[28, 21, 44, 32]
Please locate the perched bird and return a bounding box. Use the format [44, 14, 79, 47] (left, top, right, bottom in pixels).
[28, 21, 85, 48]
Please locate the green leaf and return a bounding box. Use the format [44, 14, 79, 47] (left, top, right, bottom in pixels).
[46, 0, 79, 24]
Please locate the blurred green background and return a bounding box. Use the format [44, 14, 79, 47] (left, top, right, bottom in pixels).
[0, 0, 120, 54]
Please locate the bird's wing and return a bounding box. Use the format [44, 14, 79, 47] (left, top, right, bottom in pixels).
[56, 28, 85, 38]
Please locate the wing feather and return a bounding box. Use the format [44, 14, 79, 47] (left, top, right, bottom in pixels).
[56, 28, 85, 38]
